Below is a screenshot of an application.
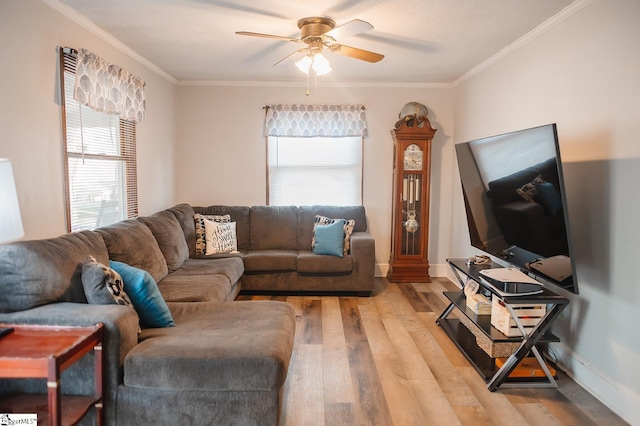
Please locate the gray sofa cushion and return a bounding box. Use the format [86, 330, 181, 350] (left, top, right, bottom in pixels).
[297, 205, 367, 250]
[124, 301, 295, 391]
[157, 257, 244, 302]
[297, 251, 353, 273]
[250, 206, 298, 250]
[0, 231, 107, 313]
[173, 258, 244, 285]
[157, 274, 233, 302]
[138, 211, 189, 272]
[243, 250, 297, 272]
[194, 206, 251, 250]
[166, 204, 197, 256]
[97, 219, 169, 283]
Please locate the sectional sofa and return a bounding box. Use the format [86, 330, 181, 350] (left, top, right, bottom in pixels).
[0, 203, 375, 425]
[186, 204, 375, 296]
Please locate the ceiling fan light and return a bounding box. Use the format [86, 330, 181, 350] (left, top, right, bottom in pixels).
[312, 53, 332, 75]
[295, 55, 312, 73]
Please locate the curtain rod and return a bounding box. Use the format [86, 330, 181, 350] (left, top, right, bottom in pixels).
[61, 46, 78, 55]
[262, 105, 366, 110]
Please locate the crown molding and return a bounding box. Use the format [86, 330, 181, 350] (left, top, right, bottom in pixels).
[453, 0, 596, 86]
[41, 0, 592, 89]
[39, 0, 449, 88]
[41, 0, 178, 84]
[178, 79, 453, 89]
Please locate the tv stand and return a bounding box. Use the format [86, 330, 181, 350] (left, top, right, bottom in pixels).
[437, 259, 569, 391]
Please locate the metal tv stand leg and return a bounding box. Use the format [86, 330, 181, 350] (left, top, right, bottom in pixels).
[487, 300, 567, 391]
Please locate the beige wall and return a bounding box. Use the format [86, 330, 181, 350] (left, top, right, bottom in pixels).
[452, 0, 640, 421]
[0, 0, 176, 240]
[175, 85, 455, 276]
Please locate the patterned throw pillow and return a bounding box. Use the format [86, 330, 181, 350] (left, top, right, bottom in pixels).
[81, 255, 133, 307]
[312, 215, 355, 256]
[516, 175, 545, 202]
[194, 213, 231, 255]
[204, 219, 238, 255]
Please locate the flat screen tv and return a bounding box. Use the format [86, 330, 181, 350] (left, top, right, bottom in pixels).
[455, 123, 578, 294]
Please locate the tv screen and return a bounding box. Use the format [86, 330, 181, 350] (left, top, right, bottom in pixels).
[455, 123, 578, 294]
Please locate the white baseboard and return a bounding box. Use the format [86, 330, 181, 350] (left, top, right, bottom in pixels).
[553, 343, 639, 425]
[375, 263, 388, 278]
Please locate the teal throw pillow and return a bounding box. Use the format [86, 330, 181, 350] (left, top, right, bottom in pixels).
[534, 181, 563, 216]
[110, 260, 175, 328]
[312, 219, 346, 258]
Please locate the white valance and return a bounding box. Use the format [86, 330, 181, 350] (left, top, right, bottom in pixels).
[74, 49, 146, 123]
[264, 104, 368, 137]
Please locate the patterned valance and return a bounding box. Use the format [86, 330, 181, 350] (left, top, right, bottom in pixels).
[265, 104, 368, 137]
[74, 49, 146, 123]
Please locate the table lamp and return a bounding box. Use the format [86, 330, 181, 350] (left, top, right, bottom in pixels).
[0, 158, 24, 243]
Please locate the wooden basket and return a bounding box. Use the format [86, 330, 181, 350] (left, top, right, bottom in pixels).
[458, 314, 521, 358]
[491, 296, 546, 337]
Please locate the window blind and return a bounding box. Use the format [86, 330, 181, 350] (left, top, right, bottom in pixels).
[61, 49, 138, 232]
[267, 136, 363, 206]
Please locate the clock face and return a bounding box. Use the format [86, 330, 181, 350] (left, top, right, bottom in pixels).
[403, 144, 423, 170]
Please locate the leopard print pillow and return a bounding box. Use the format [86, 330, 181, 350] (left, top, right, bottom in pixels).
[194, 213, 231, 255]
[81, 255, 133, 306]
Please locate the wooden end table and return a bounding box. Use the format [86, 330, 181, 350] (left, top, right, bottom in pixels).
[0, 323, 104, 426]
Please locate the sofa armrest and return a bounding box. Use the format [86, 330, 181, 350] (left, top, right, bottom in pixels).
[0, 302, 139, 364]
[349, 231, 376, 293]
[0, 302, 139, 425]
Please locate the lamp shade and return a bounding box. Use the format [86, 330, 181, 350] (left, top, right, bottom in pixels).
[295, 52, 332, 76]
[312, 53, 332, 76]
[295, 55, 312, 73]
[0, 159, 24, 243]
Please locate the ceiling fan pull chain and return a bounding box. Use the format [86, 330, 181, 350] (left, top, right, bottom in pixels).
[314, 69, 318, 96]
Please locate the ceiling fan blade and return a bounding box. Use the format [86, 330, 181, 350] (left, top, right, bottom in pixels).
[235, 31, 301, 43]
[273, 48, 308, 67]
[329, 44, 384, 63]
[324, 19, 373, 40]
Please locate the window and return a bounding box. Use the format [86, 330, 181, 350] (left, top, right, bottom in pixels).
[469, 129, 556, 191]
[60, 51, 137, 232]
[264, 104, 367, 206]
[267, 136, 363, 205]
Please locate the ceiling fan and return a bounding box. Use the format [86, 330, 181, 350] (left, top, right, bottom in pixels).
[236, 17, 384, 73]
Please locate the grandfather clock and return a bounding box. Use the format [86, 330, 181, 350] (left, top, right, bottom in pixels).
[388, 105, 437, 283]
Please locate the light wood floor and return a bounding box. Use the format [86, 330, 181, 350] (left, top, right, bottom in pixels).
[240, 278, 628, 426]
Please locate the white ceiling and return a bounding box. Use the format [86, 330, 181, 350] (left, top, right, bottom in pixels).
[55, 0, 577, 84]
